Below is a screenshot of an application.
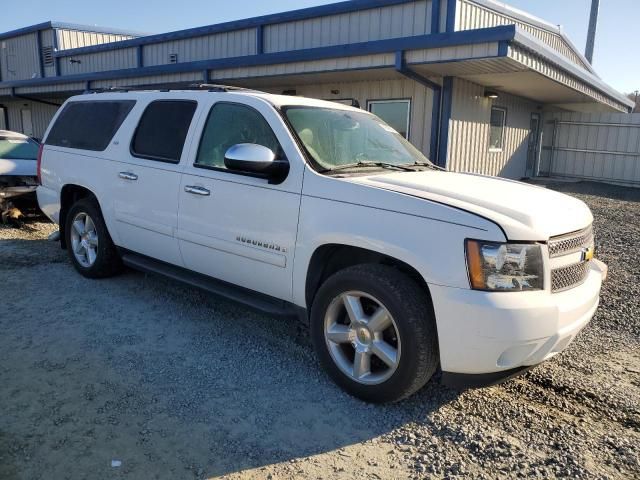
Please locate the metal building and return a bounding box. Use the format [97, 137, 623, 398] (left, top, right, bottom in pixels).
[0, 0, 634, 180]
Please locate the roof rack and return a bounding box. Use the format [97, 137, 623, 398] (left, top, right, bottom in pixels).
[84, 83, 264, 94]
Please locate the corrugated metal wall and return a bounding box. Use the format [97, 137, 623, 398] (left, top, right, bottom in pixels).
[263, 78, 436, 158]
[264, 0, 433, 53]
[55, 29, 136, 50]
[40, 29, 58, 78]
[0, 32, 41, 81]
[4, 99, 61, 139]
[540, 112, 640, 185]
[456, 0, 590, 71]
[60, 47, 138, 75]
[210, 54, 396, 81]
[446, 77, 536, 178]
[143, 28, 256, 67]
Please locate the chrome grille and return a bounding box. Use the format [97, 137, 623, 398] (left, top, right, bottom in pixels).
[548, 226, 594, 258]
[551, 261, 590, 293]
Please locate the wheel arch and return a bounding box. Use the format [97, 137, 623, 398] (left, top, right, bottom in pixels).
[59, 184, 98, 249]
[304, 244, 434, 314]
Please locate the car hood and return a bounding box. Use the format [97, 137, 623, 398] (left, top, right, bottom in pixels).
[0, 158, 37, 177]
[345, 170, 593, 240]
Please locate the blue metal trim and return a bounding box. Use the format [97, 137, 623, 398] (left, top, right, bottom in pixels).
[0, 22, 52, 41]
[202, 69, 209, 82]
[445, 0, 457, 32]
[53, 0, 420, 57]
[54, 58, 60, 77]
[0, 21, 148, 41]
[498, 40, 509, 57]
[431, 0, 441, 34]
[1, 26, 517, 89]
[430, 88, 441, 163]
[137, 46, 143, 68]
[256, 24, 264, 55]
[437, 76, 453, 168]
[394, 50, 442, 161]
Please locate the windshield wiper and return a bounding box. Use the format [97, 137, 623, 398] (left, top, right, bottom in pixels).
[320, 161, 416, 174]
[413, 161, 445, 171]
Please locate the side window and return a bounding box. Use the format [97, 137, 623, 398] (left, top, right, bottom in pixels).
[195, 102, 282, 170]
[46, 101, 135, 151]
[131, 100, 197, 163]
[489, 107, 507, 151]
[367, 99, 411, 139]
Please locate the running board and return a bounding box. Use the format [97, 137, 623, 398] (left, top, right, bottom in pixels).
[121, 252, 301, 318]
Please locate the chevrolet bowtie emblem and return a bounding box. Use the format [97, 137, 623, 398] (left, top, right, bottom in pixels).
[582, 247, 594, 262]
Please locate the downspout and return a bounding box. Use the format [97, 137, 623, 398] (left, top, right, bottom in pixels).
[394, 50, 443, 166]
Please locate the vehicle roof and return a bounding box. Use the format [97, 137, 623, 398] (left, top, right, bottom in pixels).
[69, 89, 365, 113]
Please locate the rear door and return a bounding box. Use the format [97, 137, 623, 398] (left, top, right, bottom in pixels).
[108, 99, 200, 266]
[176, 96, 304, 301]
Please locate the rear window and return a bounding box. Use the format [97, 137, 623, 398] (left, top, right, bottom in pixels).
[46, 100, 135, 151]
[0, 136, 39, 160]
[131, 100, 197, 163]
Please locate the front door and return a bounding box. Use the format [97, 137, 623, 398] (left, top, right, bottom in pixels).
[177, 97, 304, 301]
[21, 109, 33, 137]
[526, 113, 541, 177]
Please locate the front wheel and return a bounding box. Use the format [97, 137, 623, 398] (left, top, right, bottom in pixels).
[65, 197, 122, 278]
[310, 264, 439, 403]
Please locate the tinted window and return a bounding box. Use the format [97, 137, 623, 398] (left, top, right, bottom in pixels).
[0, 136, 39, 160]
[489, 107, 506, 151]
[131, 100, 197, 162]
[46, 101, 135, 151]
[195, 103, 282, 169]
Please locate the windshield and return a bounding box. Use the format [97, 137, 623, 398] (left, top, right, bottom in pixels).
[283, 106, 433, 172]
[0, 136, 39, 160]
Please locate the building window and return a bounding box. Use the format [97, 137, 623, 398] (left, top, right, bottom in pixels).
[367, 99, 411, 139]
[489, 107, 506, 151]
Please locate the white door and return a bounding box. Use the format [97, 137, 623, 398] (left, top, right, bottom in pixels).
[21, 109, 33, 137]
[177, 98, 304, 301]
[109, 99, 200, 266]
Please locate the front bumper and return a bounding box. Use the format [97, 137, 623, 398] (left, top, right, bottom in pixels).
[431, 260, 606, 382]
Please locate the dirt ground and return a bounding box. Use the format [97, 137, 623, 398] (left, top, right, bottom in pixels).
[0, 182, 639, 480]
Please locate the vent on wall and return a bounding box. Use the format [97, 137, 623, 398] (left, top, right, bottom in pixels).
[41, 46, 54, 66]
[169, 53, 178, 64]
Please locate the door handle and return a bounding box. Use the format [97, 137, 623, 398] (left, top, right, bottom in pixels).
[184, 185, 211, 196]
[118, 172, 138, 181]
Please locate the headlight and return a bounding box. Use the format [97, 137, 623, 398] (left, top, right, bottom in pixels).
[465, 240, 544, 291]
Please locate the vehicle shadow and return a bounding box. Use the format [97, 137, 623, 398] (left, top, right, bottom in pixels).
[0, 237, 462, 479]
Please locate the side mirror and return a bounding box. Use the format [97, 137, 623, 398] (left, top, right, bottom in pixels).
[224, 144, 288, 182]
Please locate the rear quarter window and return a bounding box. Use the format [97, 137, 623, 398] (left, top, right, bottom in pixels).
[45, 100, 136, 151]
[130, 100, 197, 163]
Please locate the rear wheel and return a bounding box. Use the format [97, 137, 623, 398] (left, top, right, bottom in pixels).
[310, 264, 439, 403]
[65, 198, 122, 278]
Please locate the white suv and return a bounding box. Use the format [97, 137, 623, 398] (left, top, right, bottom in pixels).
[37, 86, 607, 403]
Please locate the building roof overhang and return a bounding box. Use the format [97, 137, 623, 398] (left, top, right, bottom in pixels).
[0, 24, 632, 113]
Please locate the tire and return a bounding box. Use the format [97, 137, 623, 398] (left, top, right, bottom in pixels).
[65, 197, 122, 278]
[310, 264, 439, 403]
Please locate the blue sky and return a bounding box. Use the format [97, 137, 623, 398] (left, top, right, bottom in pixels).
[2, 0, 638, 94]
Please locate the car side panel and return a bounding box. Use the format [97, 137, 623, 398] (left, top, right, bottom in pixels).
[293, 169, 507, 308]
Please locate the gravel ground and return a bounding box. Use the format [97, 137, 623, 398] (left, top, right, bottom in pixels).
[0, 181, 638, 480]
